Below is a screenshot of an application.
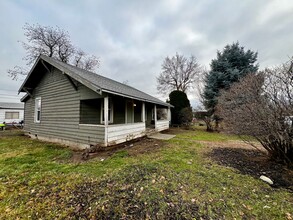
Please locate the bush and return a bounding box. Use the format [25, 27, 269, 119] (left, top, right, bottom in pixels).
[179, 107, 193, 125]
[216, 59, 293, 166]
[169, 91, 192, 125]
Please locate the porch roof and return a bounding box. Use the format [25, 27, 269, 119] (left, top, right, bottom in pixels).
[19, 55, 172, 107]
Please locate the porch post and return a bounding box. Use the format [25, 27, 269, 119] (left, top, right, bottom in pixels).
[104, 96, 109, 146]
[142, 102, 145, 122]
[167, 106, 171, 122]
[154, 104, 157, 129]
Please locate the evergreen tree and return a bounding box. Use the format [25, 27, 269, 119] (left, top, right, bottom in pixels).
[203, 42, 258, 114]
[169, 90, 192, 125]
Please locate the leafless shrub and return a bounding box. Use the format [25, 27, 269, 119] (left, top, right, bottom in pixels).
[216, 58, 293, 165]
[179, 107, 193, 126]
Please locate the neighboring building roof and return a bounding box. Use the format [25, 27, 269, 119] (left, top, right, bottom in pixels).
[0, 102, 24, 109]
[19, 55, 171, 107]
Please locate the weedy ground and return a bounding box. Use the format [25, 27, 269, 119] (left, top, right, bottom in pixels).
[0, 127, 292, 219]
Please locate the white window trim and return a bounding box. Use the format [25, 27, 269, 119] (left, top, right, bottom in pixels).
[101, 98, 113, 124]
[35, 97, 41, 123]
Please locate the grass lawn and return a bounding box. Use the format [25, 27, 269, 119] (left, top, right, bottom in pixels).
[0, 129, 292, 219]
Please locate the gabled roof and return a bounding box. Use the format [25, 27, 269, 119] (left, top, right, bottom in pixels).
[0, 102, 24, 109]
[19, 55, 171, 107]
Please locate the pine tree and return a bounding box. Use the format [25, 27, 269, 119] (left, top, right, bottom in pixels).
[203, 42, 258, 114]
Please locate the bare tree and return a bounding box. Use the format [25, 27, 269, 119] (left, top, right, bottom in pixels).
[21, 23, 75, 64]
[73, 49, 86, 67]
[196, 68, 215, 131]
[73, 49, 99, 71]
[8, 23, 99, 80]
[7, 66, 28, 80]
[157, 53, 201, 94]
[216, 58, 293, 165]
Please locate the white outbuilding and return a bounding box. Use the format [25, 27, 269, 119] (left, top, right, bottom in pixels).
[0, 102, 24, 124]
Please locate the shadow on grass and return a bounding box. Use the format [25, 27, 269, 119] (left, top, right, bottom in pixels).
[0, 130, 25, 137]
[208, 148, 293, 191]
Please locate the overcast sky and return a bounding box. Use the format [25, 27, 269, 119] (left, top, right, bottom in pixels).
[1, 0, 293, 107]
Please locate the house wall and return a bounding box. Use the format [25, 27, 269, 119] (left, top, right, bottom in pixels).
[0, 108, 24, 124]
[0, 109, 4, 123]
[78, 124, 105, 145]
[24, 67, 105, 149]
[107, 122, 146, 145]
[23, 65, 170, 149]
[80, 99, 102, 124]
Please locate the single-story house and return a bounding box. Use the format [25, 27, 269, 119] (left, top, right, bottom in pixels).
[0, 102, 24, 124]
[19, 55, 171, 149]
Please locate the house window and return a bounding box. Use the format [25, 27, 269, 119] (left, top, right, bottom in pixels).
[101, 98, 113, 124]
[5, 112, 19, 119]
[35, 97, 41, 123]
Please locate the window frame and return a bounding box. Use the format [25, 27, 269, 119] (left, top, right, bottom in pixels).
[5, 112, 20, 120]
[34, 97, 41, 123]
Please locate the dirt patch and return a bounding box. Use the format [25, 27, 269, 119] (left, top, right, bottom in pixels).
[69, 137, 165, 163]
[66, 164, 205, 220]
[199, 140, 264, 150]
[204, 141, 293, 191]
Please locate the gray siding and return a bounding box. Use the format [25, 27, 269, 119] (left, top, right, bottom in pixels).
[80, 99, 102, 124]
[24, 67, 105, 147]
[78, 125, 105, 144]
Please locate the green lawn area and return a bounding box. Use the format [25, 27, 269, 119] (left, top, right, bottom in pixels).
[173, 125, 242, 142]
[0, 129, 292, 219]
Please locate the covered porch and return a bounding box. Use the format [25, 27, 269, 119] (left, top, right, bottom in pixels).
[78, 95, 171, 146]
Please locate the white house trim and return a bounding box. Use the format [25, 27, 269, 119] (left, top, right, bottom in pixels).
[34, 97, 41, 123]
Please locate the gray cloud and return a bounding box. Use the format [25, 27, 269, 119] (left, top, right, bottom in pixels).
[1, 0, 293, 105]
